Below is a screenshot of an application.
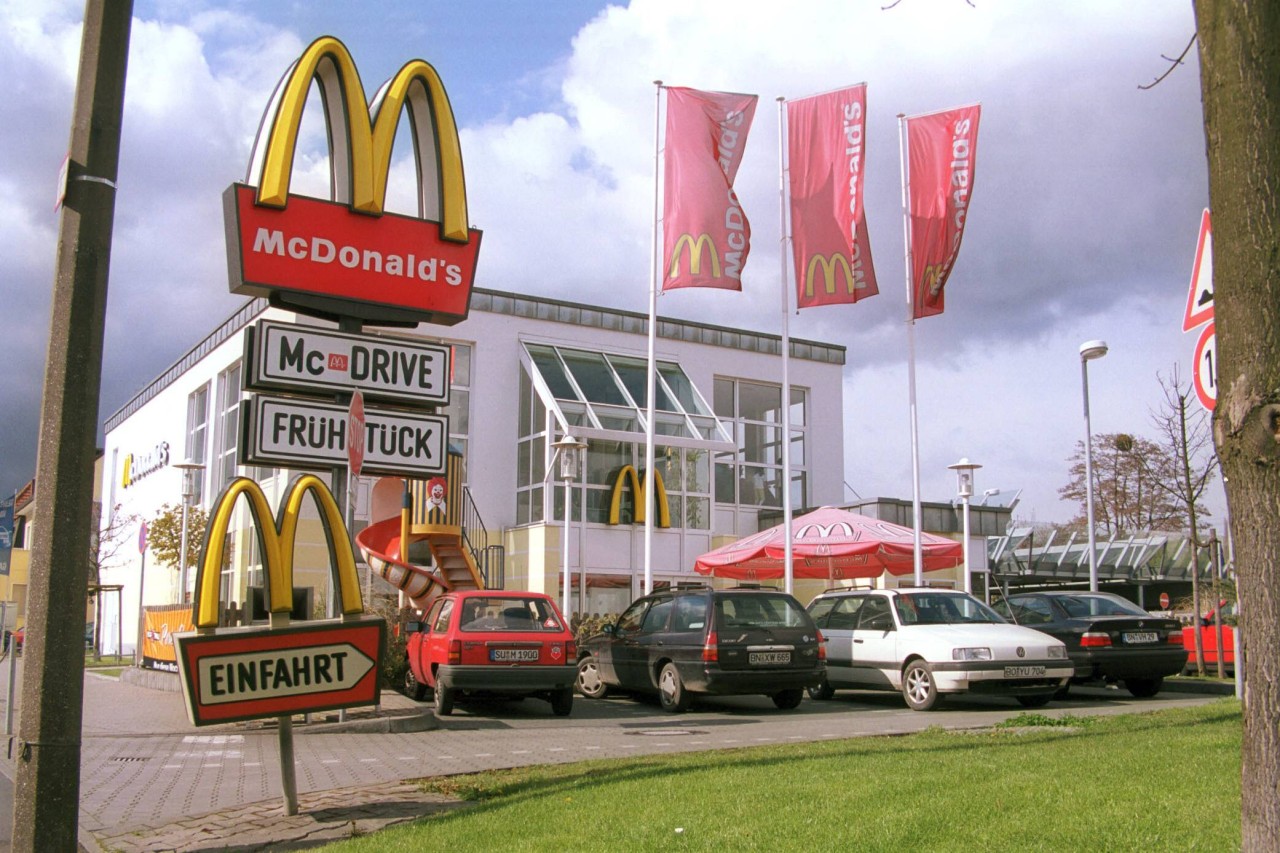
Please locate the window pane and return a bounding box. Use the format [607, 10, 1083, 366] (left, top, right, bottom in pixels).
[518, 370, 532, 437]
[444, 388, 469, 434]
[685, 496, 710, 530]
[684, 449, 710, 493]
[657, 364, 698, 413]
[789, 387, 807, 426]
[715, 462, 736, 503]
[743, 424, 781, 465]
[561, 350, 626, 405]
[739, 382, 781, 423]
[586, 440, 629, 486]
[517, 441, 532, 488]
[450, 343, 471, 386]
[713, 378, 733, 418]
[609, 355, 649, 407]
[529, 345, 576, 399]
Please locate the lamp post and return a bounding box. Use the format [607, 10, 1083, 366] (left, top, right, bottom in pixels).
[551, 436, 587, 619]
[947, 457, 982, 594]
[1079, 340, 1108, 591]
[173, 462, 204, 604]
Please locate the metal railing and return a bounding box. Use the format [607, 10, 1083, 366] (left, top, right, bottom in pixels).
[458, 486, 504, 589]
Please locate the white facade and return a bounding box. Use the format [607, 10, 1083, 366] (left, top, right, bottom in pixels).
[100, 290, 847, 648]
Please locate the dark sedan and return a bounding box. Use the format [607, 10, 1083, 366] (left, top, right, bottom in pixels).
[994, 591, 1186, 697]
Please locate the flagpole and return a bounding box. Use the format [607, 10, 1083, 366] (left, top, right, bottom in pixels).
[777, 97, 795, 595]
[644, 80, 662, 596]
[898, 113, 924, 586]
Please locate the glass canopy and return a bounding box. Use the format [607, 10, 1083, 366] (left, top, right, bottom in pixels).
[521, 342, 734, 451]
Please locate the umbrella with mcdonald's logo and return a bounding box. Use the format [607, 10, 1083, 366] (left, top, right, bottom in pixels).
[692, 506, 963, 581]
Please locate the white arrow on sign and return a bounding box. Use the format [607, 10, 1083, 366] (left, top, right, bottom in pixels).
[196, 642, 375, 705]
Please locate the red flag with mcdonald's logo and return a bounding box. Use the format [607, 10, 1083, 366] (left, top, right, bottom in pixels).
[787, 84, 879, 309]
[906, 104, 980, 319]
[663, 87, 758, 291]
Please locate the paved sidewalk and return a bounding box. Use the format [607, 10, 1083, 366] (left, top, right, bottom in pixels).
[85, 780, 466, 852]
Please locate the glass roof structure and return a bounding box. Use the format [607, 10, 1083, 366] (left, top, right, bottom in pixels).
[521, 341, 734, 451]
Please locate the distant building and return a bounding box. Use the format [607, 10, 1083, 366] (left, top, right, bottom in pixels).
[98, 289, 848, 651]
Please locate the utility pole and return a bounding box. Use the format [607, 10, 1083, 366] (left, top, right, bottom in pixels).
[13, 2, 132, 850]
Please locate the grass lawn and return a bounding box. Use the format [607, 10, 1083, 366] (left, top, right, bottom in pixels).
[319, 701, 1240, 852]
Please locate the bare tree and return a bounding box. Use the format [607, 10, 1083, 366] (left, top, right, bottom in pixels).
[1058, 431, 1185, 535]
[1195, 2, 1280, 847]
[1147, 368, 1218, 674]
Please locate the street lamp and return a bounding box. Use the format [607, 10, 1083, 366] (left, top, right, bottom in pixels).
[1079, 340, 1108, 591]
[550, 436, 588, 620]
[947, 457, 982, 595]
[173, 461, 204, 604]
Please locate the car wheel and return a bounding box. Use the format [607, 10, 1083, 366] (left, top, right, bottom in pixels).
[902, 660, 943, 711]
[1017, 694, 1053, 709]
[576, 656, 610, 699]
[657, 662, 690, 713]
[550, 687, 574, 717]
[806, 676, 835, 701]
[433, 682, 455, 716]
[772, 688, 804, 710]
[1124, 677, 1163, 698]
[402, 661, 427, 701]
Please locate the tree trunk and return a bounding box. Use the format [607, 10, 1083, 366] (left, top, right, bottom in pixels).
[1195, 2, 1280, 849]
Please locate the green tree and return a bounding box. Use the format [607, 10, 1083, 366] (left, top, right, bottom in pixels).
[1195, 1, 1280, 847]
[148, 503, 208, 574]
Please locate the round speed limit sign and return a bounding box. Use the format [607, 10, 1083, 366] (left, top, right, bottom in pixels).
[1193, 321, 1216, 411]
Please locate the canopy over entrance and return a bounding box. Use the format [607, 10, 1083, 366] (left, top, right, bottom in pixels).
[693, 506, 963, 581]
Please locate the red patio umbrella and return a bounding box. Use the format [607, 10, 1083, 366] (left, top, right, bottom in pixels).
[693, 506, 963, 581]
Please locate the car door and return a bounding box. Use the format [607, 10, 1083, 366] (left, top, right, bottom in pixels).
[422, 597, 455, 687]
[811, 595, 865, 688]
[602, 598, 652, 689]
[848, 595, 898, 688]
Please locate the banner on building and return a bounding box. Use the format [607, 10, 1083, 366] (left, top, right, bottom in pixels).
[907, 104, 981, 319]
[142, 604, 195, 672]
[787, 84, 879, 308]
[662, 87, 759, 292]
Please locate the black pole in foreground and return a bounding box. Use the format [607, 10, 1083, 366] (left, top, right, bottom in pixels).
[13, 2, 132, 850]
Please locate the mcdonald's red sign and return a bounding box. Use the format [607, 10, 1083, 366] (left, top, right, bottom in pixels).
[224, 36, 481, 326]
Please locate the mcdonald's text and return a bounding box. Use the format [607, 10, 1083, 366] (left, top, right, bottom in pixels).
[246, 320, 450, 404]
[243, 395, 448, 477]
[225, 184, 481, 325]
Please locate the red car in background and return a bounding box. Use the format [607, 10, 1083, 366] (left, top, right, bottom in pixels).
[403, 590, 577, 717]
[1183, 604, 1235, 674]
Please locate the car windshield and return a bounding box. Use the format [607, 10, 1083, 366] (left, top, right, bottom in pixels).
[459, 597, 563, 632]
[1056, 594, 1148, 618]
[895, 592, 1004, 625]
[715, 593, 810, 629]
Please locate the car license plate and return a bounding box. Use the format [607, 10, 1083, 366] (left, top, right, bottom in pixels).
[491, 648, 539, 662]
[749, 652, 791, 665]
[1123, 632, 1158, 644]
[1004, 666, 1046, 678]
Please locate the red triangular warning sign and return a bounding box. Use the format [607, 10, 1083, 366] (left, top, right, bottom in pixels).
[1183, 208, 1213, 332]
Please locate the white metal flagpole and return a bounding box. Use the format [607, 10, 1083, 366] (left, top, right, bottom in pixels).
[644, 81, 663, 596]
[777, 96, 795, 595]
[898, 113, 924, 586]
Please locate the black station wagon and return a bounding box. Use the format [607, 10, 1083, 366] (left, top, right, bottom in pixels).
[575, 585, 825, 713]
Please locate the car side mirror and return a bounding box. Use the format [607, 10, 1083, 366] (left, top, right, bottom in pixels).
[405, 621, 422, 634]
[602, 624, 616, 636]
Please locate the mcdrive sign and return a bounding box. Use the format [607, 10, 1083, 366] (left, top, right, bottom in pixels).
[245, 319, 450, 405]
[223, 36, 481, 326]
[242, 396, 448, 477]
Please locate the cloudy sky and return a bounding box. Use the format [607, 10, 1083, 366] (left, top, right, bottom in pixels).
[0, 0, 1222, 527]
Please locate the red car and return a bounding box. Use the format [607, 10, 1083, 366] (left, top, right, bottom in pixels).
[403, 591, 577, 716]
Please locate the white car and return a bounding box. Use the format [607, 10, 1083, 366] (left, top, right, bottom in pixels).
[806, 588, 1071, 711]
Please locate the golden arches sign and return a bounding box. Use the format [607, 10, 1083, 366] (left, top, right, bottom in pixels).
[193, 474, 363, 629]
[668, 233, 721, 280]
[608, 465, 671, 528]
[252, 35, 468, 240]
[803, 253, 857, 298]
